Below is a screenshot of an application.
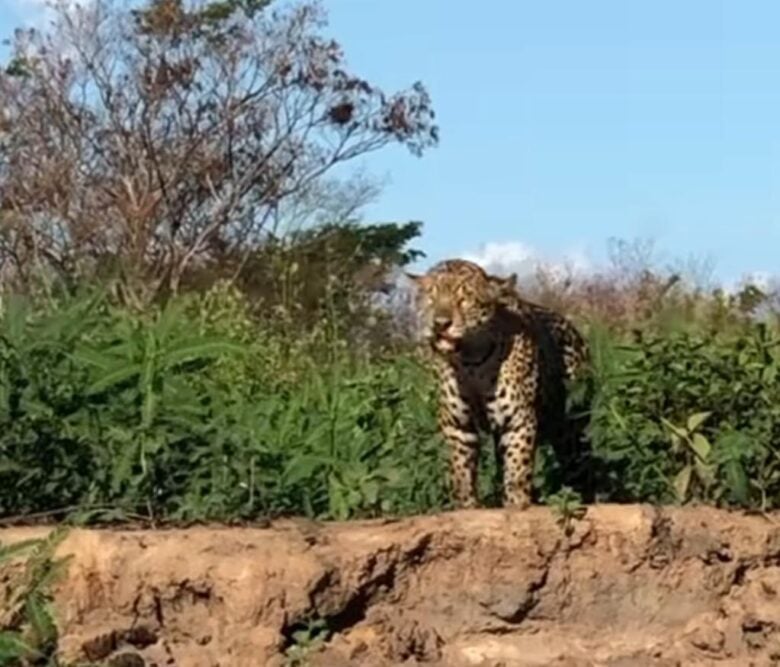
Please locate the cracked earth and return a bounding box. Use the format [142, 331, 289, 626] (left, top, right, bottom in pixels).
[4, 505, 780, 666]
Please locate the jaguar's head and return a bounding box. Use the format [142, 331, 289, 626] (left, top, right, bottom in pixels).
[407, 259, 516, 354]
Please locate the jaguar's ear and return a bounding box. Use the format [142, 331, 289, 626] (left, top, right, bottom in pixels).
[503, 273, 518, 291]
[490, 273, 518, 299]
[405, 272, 429, 289]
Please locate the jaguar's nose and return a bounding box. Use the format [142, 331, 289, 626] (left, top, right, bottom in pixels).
[434, 316, 452, 331]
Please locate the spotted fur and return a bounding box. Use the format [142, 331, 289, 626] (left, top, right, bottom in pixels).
[408, 259, 588, 509]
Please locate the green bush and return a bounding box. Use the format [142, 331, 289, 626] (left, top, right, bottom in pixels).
[588, 322, 780, 509]
[2, 284, 780, 523]
[0, 287, 446, 521]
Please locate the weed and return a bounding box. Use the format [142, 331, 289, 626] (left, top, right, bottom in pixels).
[0, 528, 71, 666]
[545, 487, 586, 535]
[283, 617, 331, 667]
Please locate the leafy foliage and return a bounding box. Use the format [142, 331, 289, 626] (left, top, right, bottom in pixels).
[0, 528, 71, 666]
[545, 487, 586, 536]
[587, 323, 780, 509]
[0, 287, 445, 521]
[283, 617, 331, 667]
[1, 270, 780, 523]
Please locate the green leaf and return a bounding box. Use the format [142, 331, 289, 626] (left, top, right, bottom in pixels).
[722, 454, 750, 505]
[0, 538, 42, 564]
[0, 461, 25, 475]
[87, 362, 143, 394]
[361, 479, 380, 506]
[694, 459, 716, 488]
[689, 433, 712, 462]
[284, 455, 326, 487]
[37, 555, 72, 595]
[162, 339, 246, 369]
[110, 438, 141, 496]
[0, 631, 39, 661]
[673, 465, 692, 502]
[156, 300, 188, 343]
[661, 417, 688, 440]
[70, 347, 119, 370]
[26, 591, 57, 647]
[36, 292, 103, 343]
[686, 411, 711, 432]
[2, 294, 30, 347]
[97, 341, 138, 360]
[716, 430, 753, 457]
[140, 347, 156, 429]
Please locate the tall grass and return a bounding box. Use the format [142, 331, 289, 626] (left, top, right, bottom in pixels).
[0, 285, 446, 521]
[1, 275, 780, 523]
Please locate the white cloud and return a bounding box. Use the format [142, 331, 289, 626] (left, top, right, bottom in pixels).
[462, 240, 593, 283]
[370, 240, 595, 332]
[723, 271, 774, 295]
[740, 271, 772, 291]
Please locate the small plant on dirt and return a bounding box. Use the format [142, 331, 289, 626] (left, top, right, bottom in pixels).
[283, 617, 331, 667]
[546, 487, 586, 536]
[0, 528, 71, 666]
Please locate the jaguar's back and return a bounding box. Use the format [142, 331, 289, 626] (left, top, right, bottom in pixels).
[499, 286, 588, 381]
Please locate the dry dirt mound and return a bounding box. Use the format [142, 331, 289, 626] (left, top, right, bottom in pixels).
[3, 505, 780, 666]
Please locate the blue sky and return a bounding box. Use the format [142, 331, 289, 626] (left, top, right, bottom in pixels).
[324, 0, 780, 284]
[3, 1, 780, 284]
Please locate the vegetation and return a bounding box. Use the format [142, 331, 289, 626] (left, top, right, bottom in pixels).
[0, 268, 778, 523]
[588, 322, 780, 510]
[0, 0, 436, 305]
[0, 283, 445, 522]
[0, 529, 71, 666]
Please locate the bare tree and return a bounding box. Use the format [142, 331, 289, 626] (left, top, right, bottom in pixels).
[0, 0, 437, 305]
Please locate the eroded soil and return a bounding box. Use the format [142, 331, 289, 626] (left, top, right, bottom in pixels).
[3, 505, 780, 666]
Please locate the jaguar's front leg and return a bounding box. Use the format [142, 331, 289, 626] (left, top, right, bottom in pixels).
[498, 408, 538, 509]
[436, 365, 480, 509]
[492, 335, 540, 509]
[440, 408, 481, 509]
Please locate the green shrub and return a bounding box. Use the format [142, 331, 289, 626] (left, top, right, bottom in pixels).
[0, 287, 446, 521]
[2, 283, 780, 522]
[588, 323, 780, 509]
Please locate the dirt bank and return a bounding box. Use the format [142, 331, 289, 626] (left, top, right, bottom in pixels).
[3, 505, 780, 666]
